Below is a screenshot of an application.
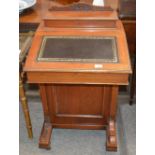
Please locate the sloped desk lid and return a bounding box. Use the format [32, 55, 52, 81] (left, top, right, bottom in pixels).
[24, 9, 131, 75]
[24, 23, 131, 73]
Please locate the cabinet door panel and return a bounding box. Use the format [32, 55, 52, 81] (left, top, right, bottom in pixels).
[47, 84, 111, 125]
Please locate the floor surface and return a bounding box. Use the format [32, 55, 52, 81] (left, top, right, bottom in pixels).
[19, 94, 136, 155]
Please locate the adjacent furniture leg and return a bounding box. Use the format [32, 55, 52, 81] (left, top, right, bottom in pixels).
[19, 74, 33, 138]
[106, 119, 117, 151]
[129, 55, 136, 105]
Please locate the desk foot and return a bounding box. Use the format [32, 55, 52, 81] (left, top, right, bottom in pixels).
[39, 121, 52, 149]
[106, 119, 117, 151]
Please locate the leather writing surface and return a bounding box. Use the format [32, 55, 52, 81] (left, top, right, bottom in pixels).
[38, 36, 118, 63]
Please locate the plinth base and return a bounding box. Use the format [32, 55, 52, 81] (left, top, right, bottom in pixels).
[38, 84, 118, 151]
[106, 120, 117, 151]
[38, 120, 117, 151]
[39, 122, 52, 149]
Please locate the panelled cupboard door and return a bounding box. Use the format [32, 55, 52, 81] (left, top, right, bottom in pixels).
[46, 85, 112, 127]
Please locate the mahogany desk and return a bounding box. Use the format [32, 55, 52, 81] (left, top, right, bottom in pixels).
[24, 8, 131, 151]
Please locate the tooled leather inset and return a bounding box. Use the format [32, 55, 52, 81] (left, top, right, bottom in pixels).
[37, 36, 118, 63]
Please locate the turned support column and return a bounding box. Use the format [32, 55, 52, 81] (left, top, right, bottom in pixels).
[19, 74, 33, 138]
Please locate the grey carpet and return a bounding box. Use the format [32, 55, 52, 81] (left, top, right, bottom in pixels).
[19, 94, 135, 155]
[119, 97, 136, 155]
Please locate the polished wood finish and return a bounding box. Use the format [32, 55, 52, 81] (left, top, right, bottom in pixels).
[24, 21, 131, 74]
[52, 0, 80, 5]
[39, 121, 52, 149]
[39, 84, 53, 149]
[44, 7, 117, 28]
[106, 86, 118, 151]
[19, 0, 119, 33]
[106, 119, 117, 151]
[19, 0, 118, 24]
[26, 71, 129, 85]
[38, 84, 119, 150]
[24, 8, 131, 151]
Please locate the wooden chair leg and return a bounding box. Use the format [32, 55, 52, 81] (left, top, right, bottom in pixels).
[19, 74, 33, 138]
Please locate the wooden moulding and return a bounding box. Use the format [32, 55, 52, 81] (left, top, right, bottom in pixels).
[44, 19, 117, 28]
[51, 123, 107, 130]
[26, 71, 129, 85]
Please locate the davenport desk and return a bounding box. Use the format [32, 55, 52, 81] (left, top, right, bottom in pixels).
[24, 7, 131, 151]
